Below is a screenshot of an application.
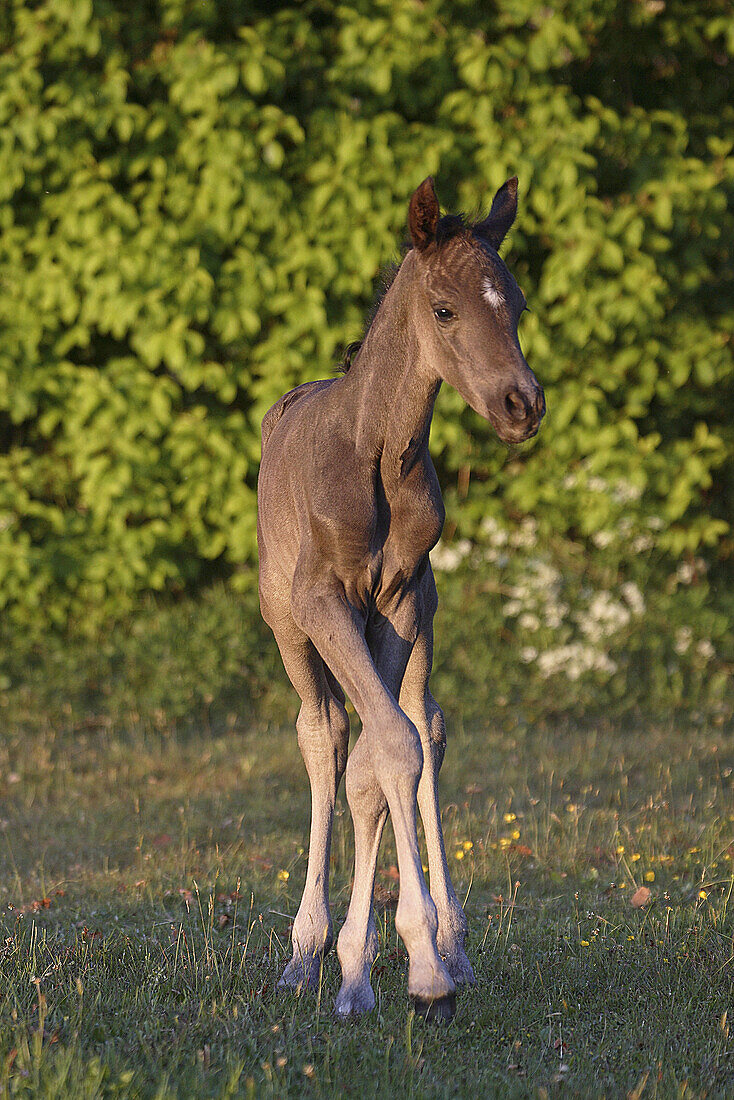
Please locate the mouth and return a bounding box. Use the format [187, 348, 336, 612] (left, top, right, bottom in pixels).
[495, 417, 543, 445]
[483, 406, 544, 446]
[466, 382, 546, 445]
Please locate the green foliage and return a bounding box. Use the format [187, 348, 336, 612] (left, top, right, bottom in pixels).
[0, 0, 732, 627]
[0, 552, 730, 738]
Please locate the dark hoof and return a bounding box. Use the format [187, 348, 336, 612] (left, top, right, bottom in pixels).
[411, 992, 456, 1023]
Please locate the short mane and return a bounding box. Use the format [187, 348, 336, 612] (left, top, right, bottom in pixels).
[337, 212, 473, 373]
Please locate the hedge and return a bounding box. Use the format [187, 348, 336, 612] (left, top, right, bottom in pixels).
[0, 0, 732, 628]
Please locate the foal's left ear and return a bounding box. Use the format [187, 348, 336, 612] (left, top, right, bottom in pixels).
[476, 177, 519, 250]
[408, 177, 440, 251]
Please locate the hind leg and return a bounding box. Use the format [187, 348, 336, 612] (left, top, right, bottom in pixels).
[334, 732, 388, 1016]
[262, 599, 349, 991]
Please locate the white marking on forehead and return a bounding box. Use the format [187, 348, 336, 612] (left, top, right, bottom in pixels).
[482, 278, 504, 309]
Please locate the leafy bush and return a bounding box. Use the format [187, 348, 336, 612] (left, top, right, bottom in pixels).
[430, 528, 732, 728]
[0, 541, 729, 737]
[0, 0, 732, 628]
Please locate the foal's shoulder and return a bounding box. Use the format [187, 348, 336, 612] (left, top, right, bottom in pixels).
[261, 379, 334, 449]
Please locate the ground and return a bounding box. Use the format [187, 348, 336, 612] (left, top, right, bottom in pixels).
[1, 713, 732, 1097]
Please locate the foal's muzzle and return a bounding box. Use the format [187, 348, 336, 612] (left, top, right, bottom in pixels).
[501, 383, 546, 441]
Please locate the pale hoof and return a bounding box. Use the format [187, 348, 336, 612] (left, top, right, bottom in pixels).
[411, 991, 456, 1023]
[278, 953, 323, 993]
[407, 956, 455, 1004]
[334, 979, 376, 1017]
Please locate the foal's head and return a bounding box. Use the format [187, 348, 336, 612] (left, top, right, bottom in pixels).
[406, 177, 545, 444]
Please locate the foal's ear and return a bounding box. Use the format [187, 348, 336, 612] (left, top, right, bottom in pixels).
[476, 176, 519, 250]
[408, 177, 440, 251]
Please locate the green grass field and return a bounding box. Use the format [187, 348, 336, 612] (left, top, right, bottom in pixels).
[1, 710, 732, 1097]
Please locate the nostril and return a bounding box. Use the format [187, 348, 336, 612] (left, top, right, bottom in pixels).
[505, 389, 528, 422]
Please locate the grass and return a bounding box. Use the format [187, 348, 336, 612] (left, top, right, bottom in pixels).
[1, 708, 732, 1098]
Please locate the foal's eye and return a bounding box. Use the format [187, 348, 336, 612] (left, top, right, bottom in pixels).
[434, 307, 454, 323]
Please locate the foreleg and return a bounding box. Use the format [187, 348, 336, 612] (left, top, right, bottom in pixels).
[399, 578, 475, 986]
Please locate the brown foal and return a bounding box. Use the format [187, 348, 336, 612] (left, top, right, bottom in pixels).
[257, 177, 545, 1018]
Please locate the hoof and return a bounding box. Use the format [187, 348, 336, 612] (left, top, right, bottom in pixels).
[334, 980, 376, 1018]
[278, 954, 322, 993]
[411, 992, 456, 1023]
[443, 951, 476, 987]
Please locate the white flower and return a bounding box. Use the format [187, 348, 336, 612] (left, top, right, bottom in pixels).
[479, 515, 508, 546]
[480, 515, 500, 536]
[620, 582, 645, 616]
[613, 480, 642, 503]
[632, 533, 653, 553]
[696, 639, 715, 660]
[580, 592, 631, 639]
[537, 643, 617, 680]
[510, 517, 538, 548]
[430, 543, 463, 572]
[529, 561, 561, 589]
[675, 562, 695, 586]
[430, 539, 473, 570]
[503, 600, 523, 617]
[520, 646, 538, 663]
[674, 627, 692, 655]
[592, 530, 615, 549]
[519, 613, 540, 631]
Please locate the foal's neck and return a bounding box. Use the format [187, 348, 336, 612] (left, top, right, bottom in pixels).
[345, 254, 440, 481]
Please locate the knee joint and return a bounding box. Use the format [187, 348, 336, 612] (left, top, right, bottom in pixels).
[426, 695, 446, 755]
[370, 713, 423, 784]
[296, 698, 349, 772]
[345, 749, 387, 818]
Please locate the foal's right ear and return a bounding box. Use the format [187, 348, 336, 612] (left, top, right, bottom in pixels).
[408, 177, 440, 251]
